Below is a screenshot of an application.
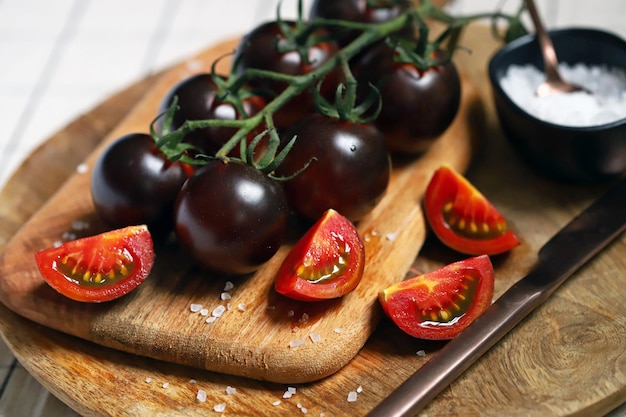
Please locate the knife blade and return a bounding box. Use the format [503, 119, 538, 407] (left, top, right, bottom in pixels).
[366, 176, 626, 417]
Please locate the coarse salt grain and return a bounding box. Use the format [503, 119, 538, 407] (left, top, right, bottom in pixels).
[309, 332, 321, 343]
[226, 386, 237, 395]
[145, 377, 152, 383]
[356, 385, 363, 393]
[162, 382, 169, 389]
[221, 292, 232, 300]
[206, 316, 217, 323]
[333, 327, 343, 333]
[212, 305, 226, 317]
[287, 310, 295, 317]
[224, 281, 234, 291]
[385, 232, 398, 241]
[200, 308, 209, 316]
[237, 303, 247, 311]
[289, 339, 306, 348]
[190, 304, 203, 313]
[213, 403, 226, 412]
[299, 313, 310, 324]
[347, 391, 358, 402]
[500, 63, 626, 126]
[76, 163, 89, 174]
[273, 400, 282, 406]
[189, 379, 197, 384]
[196, 389, 207, 403]
[416, 349, 426, 357]
[282, 387, 297, 398]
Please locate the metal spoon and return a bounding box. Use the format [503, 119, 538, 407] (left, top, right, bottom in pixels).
[525, 0, 586, 96]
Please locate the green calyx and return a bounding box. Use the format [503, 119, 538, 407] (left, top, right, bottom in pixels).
[151, 0, 529, 175]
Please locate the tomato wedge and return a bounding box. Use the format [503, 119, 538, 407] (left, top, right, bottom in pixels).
[35, 225, 154, 303]
[424, 164, 520, 255]
[275, 209, 365, 302]
[379, 255, 494, 340]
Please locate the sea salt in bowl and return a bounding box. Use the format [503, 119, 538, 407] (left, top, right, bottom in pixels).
[488, 27, 626, 183]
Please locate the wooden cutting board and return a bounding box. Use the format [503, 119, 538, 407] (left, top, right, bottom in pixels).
[0, 25, 624, 417]
[0, 29, 481, 383]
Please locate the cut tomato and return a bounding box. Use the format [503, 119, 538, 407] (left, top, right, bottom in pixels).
[275, 209, 365, 301]
[35, 225, 154, 303]
[424, 164, 520, 255]
[379, 255, 494, 340]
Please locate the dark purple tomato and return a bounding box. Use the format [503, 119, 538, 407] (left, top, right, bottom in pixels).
[353, 43, 461, 154]
[91, 133, 193, 236]
[309, 0, 413, 47]
[158, 73, 267, 157]
[276, 113, 391, 222]
[231, 21, 343, 130]
[174, 160, 289, 275]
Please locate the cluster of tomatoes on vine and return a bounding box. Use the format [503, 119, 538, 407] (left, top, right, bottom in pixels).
[89, 0, 473, 275]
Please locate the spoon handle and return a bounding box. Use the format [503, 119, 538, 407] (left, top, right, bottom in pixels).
[525, 0, 563, 83]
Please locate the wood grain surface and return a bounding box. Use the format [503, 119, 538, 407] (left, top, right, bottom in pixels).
[0, 24, 625, 417]
[0, 30, 480, 384]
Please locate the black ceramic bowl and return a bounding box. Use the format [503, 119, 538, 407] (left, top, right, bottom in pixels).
[488, 27, 626, 183]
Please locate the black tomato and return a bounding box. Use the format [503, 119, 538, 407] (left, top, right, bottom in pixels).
[353, 44, 461, 154]
[231, 21, 343, 130]
[158, 73, 266, 157]
[91, 133, 193, 236]
[276, 113, 391, 222]
[309, 0, 413, 47]
[174, 160, 289, 275]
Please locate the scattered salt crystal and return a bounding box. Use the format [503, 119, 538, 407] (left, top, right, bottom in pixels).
[292, 326, 300, 333]
[189, 379, 197, 384]
[220, 292, 232, 300]
[223, 281, 234, 291]
[309, 332, 321, 343]
[272, 400, 282, 406]
[356, 385, 363, 393]
[213, 403, 226, 412]
[287, 310, 295, 317]
[237, 303, 247, 311]
[162, 382, 169, 389]
[71, 220, 90, 230]
[385, 232, 398, 241]
[145, 377, 152, 383]
[212, 305, 226, 317]
[200, 308, 209, 316]
[299, 313, 310, 324]
[500, 63, 626, 126]
[226, 303, 232, 310]
[416, 350, 426, 357]
[76, 163, 89, 174]
[297, 403, 303, 408]
[206, 316, 217, 323]
[347, 391, 358, 402]
[333, 327, 343, 334]
[190, 304, 203, 313]
[226, 386, 237, 395]
[186, 59, 204, 72]
[289, 339, 306, 348]
[301, 406, 308, 413]
[196, 389, 207, 403]
[53, 240, 63, 248]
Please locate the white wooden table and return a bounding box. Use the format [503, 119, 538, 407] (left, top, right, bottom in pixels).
[1, 0, 625, 415]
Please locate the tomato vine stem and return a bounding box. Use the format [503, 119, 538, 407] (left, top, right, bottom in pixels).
[154, 1, 525, 167]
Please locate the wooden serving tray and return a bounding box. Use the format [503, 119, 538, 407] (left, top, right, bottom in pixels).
[0, 25, 624, 416]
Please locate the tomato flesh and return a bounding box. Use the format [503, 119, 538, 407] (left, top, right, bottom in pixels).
[379, 255, 494, 340]
[275, 209, 365, 301]
[35, 225, 154, 303]
[424, 165, 520, 255]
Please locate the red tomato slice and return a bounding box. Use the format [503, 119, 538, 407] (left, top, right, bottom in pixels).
[35, 225, 154, 303]
[275, 209, 365, 302]
[424, 164, 520, 255]
[379, 255, 494, 340]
